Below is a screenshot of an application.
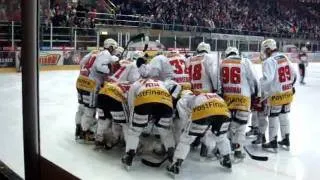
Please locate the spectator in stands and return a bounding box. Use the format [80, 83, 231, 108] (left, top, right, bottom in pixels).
[0, 0, 8, 21]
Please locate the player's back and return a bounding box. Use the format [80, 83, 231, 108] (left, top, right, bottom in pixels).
[109, 61, 140, 83]
[186, 53, 218, 93]
[167, 53, 191, 90]
[79, 50, 99, 77]
[191, 93, 230, 121]
[132, 78, 172, 108]
[149, 55, 174, 81]
[221, 55, 253, 97]
[265, 52, 295, 95]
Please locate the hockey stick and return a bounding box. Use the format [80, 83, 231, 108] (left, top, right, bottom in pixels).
[141, 121, 194, 167]
[120, 33, 146, 59]
[244, 146, 268, 161]
[141, 155, 168, 167]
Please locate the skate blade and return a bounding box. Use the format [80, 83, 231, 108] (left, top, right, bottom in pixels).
[263, 147, 278, 153]
[167, 171, 179, 179]
[93, 146, 105, 151]
[246, 133, 257, 138]
[84, 140, 95, 145]
[232, 157, 245, 164]
[279, 145, 290, 151]
[220, 166, 232, 172]
[122, 164, 131, 171]
[199, 157, 206, 162]
[76, 139, 85, 144]
[207, 155, 219, 161]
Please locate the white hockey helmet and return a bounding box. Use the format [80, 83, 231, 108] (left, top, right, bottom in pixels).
[104, 38, 118, 49]
[181, 90, 193, 97]
[131, 50, 145, 61]
[225, 47, 239, 57]
[301, 46, 308, 53]
[261, 39, 277, 52]
[114, 46, 124, 57]
[197, 42, 210, 53]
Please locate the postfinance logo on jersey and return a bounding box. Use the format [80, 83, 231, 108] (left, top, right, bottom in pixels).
[192, 100, 230, 121]
[76, 75, 96, 92]
[223, 94, 250, 111]
[134, 88, 173, 108]
[269, 90, 293, 106]
[99, 83, 126, 103]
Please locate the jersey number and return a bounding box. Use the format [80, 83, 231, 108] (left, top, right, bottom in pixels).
[188, 64, 202, 80]
[169, 59, 185, 74]
[114, 66, 126, 79]
[222, 67, 241, 84]
[278, 65, 291, 83]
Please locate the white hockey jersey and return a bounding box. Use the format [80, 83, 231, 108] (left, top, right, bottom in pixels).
[220, 55, 259, 111]
[108, 60, 140, 83]
[79, 50, 99, 77]
[177, 93, 230, 123]
[148, 55, 174, 81]
[89, 50, 119, 89]
[260, 52, 297, 106]
[185, 53, 220, 94]
[167, 53, 191, 91]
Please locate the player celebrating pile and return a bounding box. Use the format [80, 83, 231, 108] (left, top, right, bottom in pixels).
[75, 38, 119, 142]
[167, 91, 232, 176]
[220, 47, 259, 161]
[260, 39, 297, 152]
[121, 58, 180, 170]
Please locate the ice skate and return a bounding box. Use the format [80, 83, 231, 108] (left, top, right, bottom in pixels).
[252, 133, 266, 145]
[84, 130, 95, 144]
[278, 134, 290, 151]
[199, 143, 208, 161]
[190, 136, 201, 150]
[94, 141, 105, 151]
[121, 150, 135, 171]
[233, 151, 246, 163]
[75, 124, 83, 141]
[246, 126, 259, 137]
[262, 137, 278, 153]
[220, 154, 232, 170]
[167, 159, 183, 178]
[105, 137, 120, 150]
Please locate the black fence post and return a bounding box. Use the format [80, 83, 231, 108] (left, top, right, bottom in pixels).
[21, 0, 40, 179]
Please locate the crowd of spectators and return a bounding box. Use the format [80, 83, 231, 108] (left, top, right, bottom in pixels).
[0, 0, 319, 38]
[41, 1, 98, 28]
[0, 0, 21, 21]
[115, 0, 319, 38]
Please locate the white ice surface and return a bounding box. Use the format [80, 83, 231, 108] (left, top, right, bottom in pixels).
[1, 64, 320, 180]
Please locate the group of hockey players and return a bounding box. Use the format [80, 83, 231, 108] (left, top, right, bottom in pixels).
[74, 37, 297, 176]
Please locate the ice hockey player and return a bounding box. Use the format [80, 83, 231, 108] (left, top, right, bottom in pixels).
[121, 59, 181, 170]
[167, 91, 232, 176]
[298, 45, 309, 85]
[186, 42, 220, 94]
[166, 50, 192, 143]
[246, 52, 265, 138]
[79, 38, 119, 142]
[94, 50, 144, 149]
[250, 98, 268, 145]
[220, 47, 259, 161]
[75, 49, 100, 140]
[260, 39, 297, 152]
[108, 50, 144, 83]
[185, 42, 220, 152]
[147, 52, 174, 81]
